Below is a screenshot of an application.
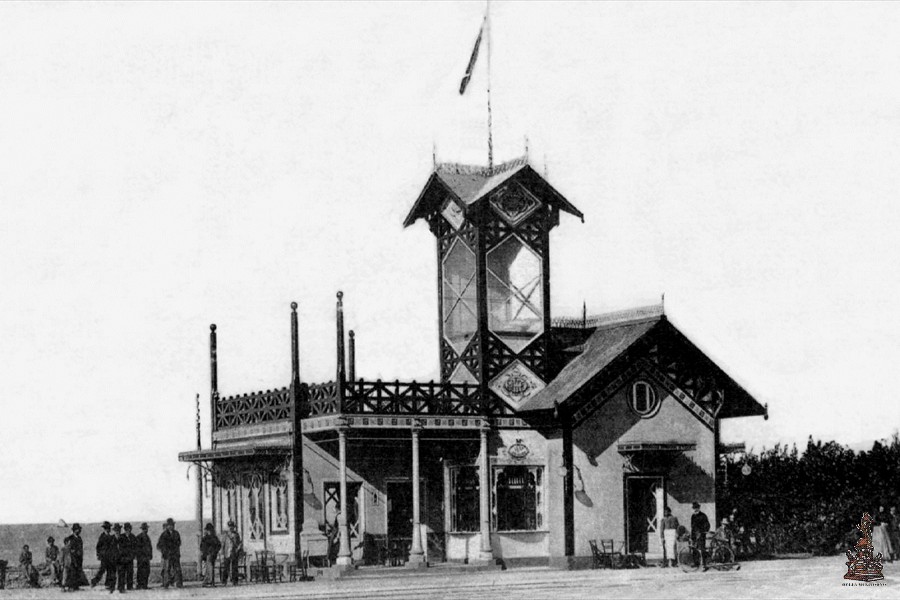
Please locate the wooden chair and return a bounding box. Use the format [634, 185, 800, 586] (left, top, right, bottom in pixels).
[250, 551, 278, 583]
[289, 550, 309, 582]
[588, 540, 606, 569]
[600, 539, 624, 569]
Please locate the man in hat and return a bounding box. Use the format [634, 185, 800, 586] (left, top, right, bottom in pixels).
[690, 502, 711, 570]
[156, 518, 183, 588]
[91, 521, 117, 590]
[110, 523, 128, 593]
[200, 523, 222, 587]
[120, 523, 137, 591]
[63, 523, 87, 591]
[134, 523, 152, 590]
[221, 520, 243, 586]
[45, 535, 61, 586]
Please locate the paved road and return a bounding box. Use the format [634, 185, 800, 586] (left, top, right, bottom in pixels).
[3, 557, 896, 599]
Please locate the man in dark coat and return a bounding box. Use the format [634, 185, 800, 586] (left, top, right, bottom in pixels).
[120, 523, 137, 590]
[156, 518, 183, 588]
[200, 523, 222, 587]
[690, 502, 711, 570]
[45, 536, 61, 586]
[134, 523, 153, 590]
[110, 523, 128, 593]
[63, 523, 87, 591]
[91, 521, 118, 590]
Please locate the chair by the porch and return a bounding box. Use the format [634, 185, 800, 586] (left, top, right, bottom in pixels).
[250, 551, 278, 583]
[600, 539, 624, 569]
[588, 540, 606, 569]
[288, 550, 310, 582]
[219, 553, 247, 583]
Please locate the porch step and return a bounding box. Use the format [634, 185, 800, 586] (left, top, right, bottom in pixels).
[337, 562, 504, 580]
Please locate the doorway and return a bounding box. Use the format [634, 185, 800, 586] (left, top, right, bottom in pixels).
[385, 479, 426, 565]
[625, 475, 665, 554]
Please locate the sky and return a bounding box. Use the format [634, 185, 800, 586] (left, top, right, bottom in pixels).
[1, 2, 899, 524]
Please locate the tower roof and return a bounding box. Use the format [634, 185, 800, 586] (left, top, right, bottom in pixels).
[403, 156, 583, 227]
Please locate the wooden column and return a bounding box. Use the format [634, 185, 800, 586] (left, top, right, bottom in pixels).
[195, 393, 203, 571]
[562, 410, 575, 560]
[478, 423, 493, 561]
[290, 302, 304, 564]
[407, 422, 426, 566]
[208, 324, 217, 532]
[336, 292, 346, 410]
[336, 426, 352, 567]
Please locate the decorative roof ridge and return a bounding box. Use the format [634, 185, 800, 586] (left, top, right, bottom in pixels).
[551, 303, 665, 330]
[435, 155, 528, 176]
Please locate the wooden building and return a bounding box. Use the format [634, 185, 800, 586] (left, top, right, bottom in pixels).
[179, 156, 767, 570]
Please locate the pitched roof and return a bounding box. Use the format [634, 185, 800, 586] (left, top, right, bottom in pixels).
[518, 314, 662, 412]
[403, 157, 583, 227]
[518, 305, 766, 421]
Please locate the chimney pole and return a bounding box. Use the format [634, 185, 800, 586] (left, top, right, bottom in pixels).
[336, 292, 346, 407]
[349, 330, 356, 384]
[290, 301, 305, 564]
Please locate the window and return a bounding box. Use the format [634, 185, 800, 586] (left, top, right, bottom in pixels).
[630, 380, 659, 417]
[493, 465, 543, 531]
[450, 466, 479, 532]
[269, 475, 289, 534]
[246, 473, 265, 540]
[223, 478, 239, 532]
[442, 239, 478, 354]
[487, 236, 543, 353]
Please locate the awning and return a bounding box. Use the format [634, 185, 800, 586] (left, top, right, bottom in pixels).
[178, 446, 291, 463]
[617, 442, 696, 453]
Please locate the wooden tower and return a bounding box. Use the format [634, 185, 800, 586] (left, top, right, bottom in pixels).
[404, 157, 583, 414]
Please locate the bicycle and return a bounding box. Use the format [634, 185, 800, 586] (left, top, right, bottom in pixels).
[677, 536, 740, 572]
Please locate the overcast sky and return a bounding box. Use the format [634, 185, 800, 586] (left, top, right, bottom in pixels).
[2, 2, 899, 524]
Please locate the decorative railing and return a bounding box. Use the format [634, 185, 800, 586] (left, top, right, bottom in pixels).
[215, 387, 292, 429]
[308, 380, 340, 416]
[343, 379, 481, 415]
[215, 379, 482, 429]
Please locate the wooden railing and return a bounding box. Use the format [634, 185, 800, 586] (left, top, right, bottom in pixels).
[215, 379, 482, 429]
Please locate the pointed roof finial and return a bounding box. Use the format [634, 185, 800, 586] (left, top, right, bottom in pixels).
[524, 135, 529, 159]
[432, 141, 437, 169]
[661, 292, 665, 315]
[582, 301, 587, 329]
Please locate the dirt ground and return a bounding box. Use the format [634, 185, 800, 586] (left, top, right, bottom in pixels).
[1, 556, 896, 599]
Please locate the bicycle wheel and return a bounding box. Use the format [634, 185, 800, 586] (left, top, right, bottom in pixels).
[678, 547, 699, 572]
[711, 545, 735, 570]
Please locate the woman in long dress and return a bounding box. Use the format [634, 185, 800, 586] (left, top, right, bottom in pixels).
[872, 507, 894, 562]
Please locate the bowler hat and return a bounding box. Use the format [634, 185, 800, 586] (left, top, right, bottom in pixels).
[102, 521, 111, 529]
[140, 523, 149, 530]
[113, 523, 122, 531]
[165, 518, 175, 526]
[47, 536, 55, 543]
[124, 523, 132, 531]
[72, 523, 82, 532]
[205, 523, 215, 531]
[692, 502, 701, 509]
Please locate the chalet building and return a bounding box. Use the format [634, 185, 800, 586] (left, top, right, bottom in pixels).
[179, 156, 767, 570]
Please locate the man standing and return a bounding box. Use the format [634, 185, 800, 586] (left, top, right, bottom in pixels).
[690, 502, 711, 570]
[134, 523, 152, 590]
[660, 507, 679, 568]
[221, 520, 243, 586]
[45, 536, 61, 586]
[200, 523, 222, 587]
[121, 523, 136, 591]
[91, 521, 117, 590]
[157, 518, 183, 589]
[63, 523, 87, 592]
[111, 523, 127, 594]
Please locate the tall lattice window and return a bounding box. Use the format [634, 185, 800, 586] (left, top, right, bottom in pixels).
[492, 465, 543, 531]
[323, 482, 361, 538]
[269, 475, 289, 534]
[450, 466, 480, 532]
[224, 478, 238, 532]
[247, 473, 265, 540]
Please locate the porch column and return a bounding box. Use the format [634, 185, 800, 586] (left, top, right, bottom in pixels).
[407, 422, 426, 567]
[478, 423, 493, 561]
[336, 426, 352, 567]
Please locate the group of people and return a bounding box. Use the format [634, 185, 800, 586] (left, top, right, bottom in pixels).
[869, 505, 900, 562]
[659, 502, 715, 569]
[9, 518, 246, 592]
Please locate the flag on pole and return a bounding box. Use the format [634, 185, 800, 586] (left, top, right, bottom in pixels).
[459, 18, 486, 95]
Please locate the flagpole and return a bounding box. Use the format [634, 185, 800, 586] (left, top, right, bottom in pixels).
[486, 0, 493, 172]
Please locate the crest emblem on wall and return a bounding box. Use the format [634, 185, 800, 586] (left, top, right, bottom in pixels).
[490, 360, 545, 409]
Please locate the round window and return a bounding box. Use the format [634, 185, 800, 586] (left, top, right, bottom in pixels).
[630, 381, 659, 417]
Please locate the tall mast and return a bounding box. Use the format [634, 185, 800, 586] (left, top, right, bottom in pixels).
[486, 0, 493, 171]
